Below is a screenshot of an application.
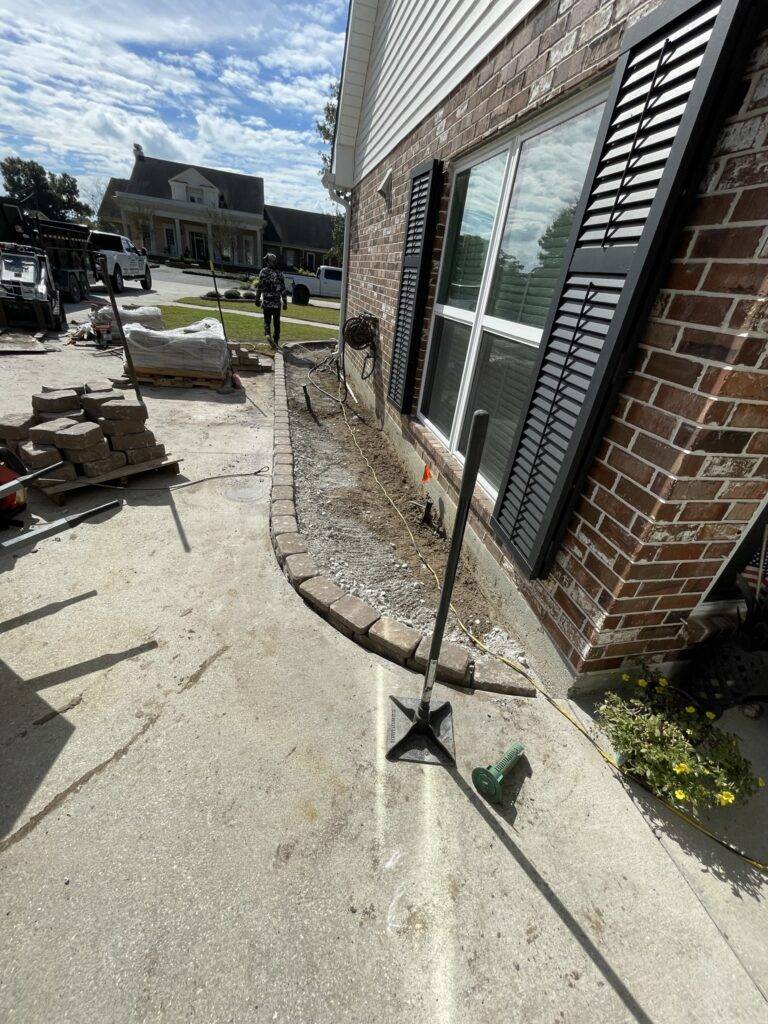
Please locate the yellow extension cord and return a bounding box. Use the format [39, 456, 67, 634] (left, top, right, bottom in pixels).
[337, 395, 768, 874]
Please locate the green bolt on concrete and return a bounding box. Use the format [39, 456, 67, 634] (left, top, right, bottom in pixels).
[472, 742, 525, 804]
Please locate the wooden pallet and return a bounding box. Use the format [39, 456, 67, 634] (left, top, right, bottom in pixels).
[133, 363, 228, 390]
[37, 456, 182, 505]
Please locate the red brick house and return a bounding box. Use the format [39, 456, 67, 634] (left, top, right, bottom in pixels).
[325, 0, 768, 690]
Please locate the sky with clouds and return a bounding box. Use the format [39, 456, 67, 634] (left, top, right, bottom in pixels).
[0, 0, 348, 214]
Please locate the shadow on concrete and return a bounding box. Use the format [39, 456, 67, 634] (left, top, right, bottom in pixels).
[624, 783, 768, 901]
[0, 676, 75, 841]
[140, 385, 248, 406]
[573, 695, 768, 901]
[0, 590, 97, 634]
[447, 767, 657, 1024]
[19, 641, 158, 691]
[0, 637, 159, 838]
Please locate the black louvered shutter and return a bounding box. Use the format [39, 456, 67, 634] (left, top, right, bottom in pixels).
[388, 159, 442, 412]
[491, 0, 754, 579]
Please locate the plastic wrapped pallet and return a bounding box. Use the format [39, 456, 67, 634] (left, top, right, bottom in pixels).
[91, 304, 165, 331]
[122, 317, 228, 376]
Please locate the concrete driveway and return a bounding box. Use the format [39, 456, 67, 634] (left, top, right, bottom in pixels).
[0, 342, 766, 1023]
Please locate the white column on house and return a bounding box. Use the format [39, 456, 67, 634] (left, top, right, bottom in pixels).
[206, 222, 214, 261]
[173, 217, 182, 256]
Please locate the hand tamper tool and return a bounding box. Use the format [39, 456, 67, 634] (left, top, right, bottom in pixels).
[385, 409, 489, 766]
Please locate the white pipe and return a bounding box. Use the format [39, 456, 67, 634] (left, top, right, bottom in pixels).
[329, 187, 351, 347]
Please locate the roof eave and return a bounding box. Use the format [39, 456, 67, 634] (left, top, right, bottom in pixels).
[331, 0, 379, 189]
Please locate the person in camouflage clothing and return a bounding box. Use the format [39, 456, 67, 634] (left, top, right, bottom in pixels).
[255, 252, 287, 346]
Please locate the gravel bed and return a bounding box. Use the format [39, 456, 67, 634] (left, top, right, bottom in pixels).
[284, 345, 532, 672]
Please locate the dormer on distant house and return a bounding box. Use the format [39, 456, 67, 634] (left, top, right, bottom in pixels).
[168, 167, 223, 208]
[97, 145, 337, 271]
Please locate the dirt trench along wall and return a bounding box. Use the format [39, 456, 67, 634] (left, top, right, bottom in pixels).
[343, 0, 768, 684]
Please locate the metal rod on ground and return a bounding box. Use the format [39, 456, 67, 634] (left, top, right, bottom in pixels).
[99, 256, 144, 404]
[386, 408, 489, 766]
[0, 500, 121, 552]
[0, 460, 65, 499]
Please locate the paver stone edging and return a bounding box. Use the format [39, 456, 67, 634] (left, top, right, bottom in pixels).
[267, 352, 535, 699]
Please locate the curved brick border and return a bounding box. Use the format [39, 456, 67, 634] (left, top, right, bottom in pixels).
[269, 352, 535, 698]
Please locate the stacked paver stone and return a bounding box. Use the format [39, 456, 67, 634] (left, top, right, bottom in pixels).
[268, 353, 535, 698]
[2, 379, 166, 484]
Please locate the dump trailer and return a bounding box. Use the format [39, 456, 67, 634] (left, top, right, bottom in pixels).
[0, 199, 97, 302]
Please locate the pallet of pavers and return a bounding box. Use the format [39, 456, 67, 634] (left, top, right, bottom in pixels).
[0, 379, 180, 506]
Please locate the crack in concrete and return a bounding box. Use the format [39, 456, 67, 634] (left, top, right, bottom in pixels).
[1, 644, 233, 854]
[178, 645, 230, 692]
[32, 693, 83, 727]
[0, 713, 159, 856]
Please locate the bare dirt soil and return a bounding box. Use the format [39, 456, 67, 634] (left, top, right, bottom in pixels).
[284, 345, 532, 670]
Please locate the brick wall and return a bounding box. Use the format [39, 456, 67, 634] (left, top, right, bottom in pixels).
[344, 0, 768, 679]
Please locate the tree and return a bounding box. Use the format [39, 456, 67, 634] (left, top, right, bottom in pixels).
[0, 156, 92, 221]
[121, 199, 154, 250]
[81, 177, 109, 228]
[315, 81, 340, 176]
[326, 211, 345, 266]
[209, 206, 239, 264]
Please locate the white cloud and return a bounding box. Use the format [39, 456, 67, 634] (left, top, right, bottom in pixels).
[0, 1, 348, 211]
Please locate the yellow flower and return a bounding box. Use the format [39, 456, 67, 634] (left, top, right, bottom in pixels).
[637, 678, 648, 688]
[758, 777, 765, 788]
[657, 678, 669, 688]
[674, 789, 687, 801]
[621, 673, 630, 682]
[685, 706, 696, 715]
[705, 711, 716, 721]
[673, 763, 690, 774]
[715, 791, 735, 806]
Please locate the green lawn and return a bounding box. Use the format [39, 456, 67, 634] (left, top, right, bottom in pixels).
[158, 305, 335, 345]
[176, 296, 339, 326]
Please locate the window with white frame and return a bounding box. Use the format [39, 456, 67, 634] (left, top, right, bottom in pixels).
[419, 94, 606, 496]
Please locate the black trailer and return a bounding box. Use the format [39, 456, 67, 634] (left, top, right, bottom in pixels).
[0, 200, 97, 302]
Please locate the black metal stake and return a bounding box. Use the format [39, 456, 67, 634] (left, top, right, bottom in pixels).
[99, 256, 144, 405]
[209, 260, 236, 383]
[386, 409, 489, 766]
[208, 260, 229, 346]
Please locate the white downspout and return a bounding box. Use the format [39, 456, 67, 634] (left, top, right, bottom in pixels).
[329, 186, 351, 347]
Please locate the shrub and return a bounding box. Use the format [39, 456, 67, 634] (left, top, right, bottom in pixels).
[203, 290, 218, 299]
[241, 289, 256, 299]
[596, 667, 763, 810]
[223, 288, 241, 299]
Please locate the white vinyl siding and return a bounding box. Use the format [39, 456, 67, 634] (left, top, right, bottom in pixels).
[353, 0, 544, 183]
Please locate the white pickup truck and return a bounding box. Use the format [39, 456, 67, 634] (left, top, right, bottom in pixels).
[283, 265, 342, 305]
[88, 231, 152, 294]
